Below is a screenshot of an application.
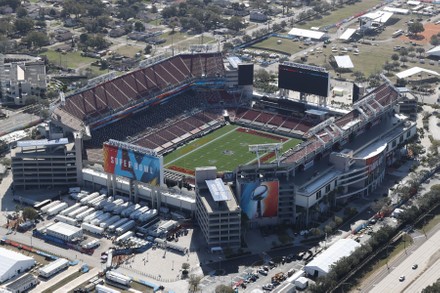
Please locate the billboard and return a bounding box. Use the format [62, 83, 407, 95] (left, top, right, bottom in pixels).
[238, 63, 254, 86]
[240, 181, 279, 219]
[278, 63, 329, 97]
[103, 143, 162, 185]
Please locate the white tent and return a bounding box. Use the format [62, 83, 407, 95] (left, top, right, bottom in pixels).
[361, 11, 393, 24]
[0, 248, 35, 283]
[334, 55, 354, 69]
[288, 28, 327, 40]
[339, 28, 357, 41]
[396, 67, 439, 79]
[427, 46, 440, 58]
[304, 239, 360, 277]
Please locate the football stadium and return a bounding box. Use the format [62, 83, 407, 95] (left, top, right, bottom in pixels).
[48, 51, 417, 243]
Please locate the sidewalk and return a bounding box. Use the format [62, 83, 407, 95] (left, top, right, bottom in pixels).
[53, 268, 100, 293]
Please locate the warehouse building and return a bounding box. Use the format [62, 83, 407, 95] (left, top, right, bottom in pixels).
[0, 248, 35, 283]
[46, 222, 83, 242]
[5, 274, 39, 293]
[304, 239, 361, 277]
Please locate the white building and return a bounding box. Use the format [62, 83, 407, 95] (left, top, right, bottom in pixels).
[304, 239, 361, 277]
[46, 222, 83, 242]
[0, 248, 35, 283]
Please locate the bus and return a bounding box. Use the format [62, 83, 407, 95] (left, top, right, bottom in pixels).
[392, 30, 404, 38]
[34, 199, 52, 211]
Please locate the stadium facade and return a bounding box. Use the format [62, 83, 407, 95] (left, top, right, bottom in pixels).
[46, 52, 417, 247]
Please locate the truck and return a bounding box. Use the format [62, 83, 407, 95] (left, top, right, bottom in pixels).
[121, 204, 140, 218]
[68, 206, 89, 218]
[91, 213, 111, 226]
[100, 215, 120, 229]
[295, 277, 309, 290]
[107, 218, 129, 233]
[115, 231, 134, 243]
[82, 239, 100, 249]
[40, 200, 61, 214]
[55, 214, 78, 226]
[105, 271, 132, 286]
[130, 206, 149, 220]
[83, 210, 104, 223]
[115, 220, 136, 235]
[138, 209, 158, 223]
[47, 202, 69, 216]
[80, 192, 100, 205]
[88, 195, 106, 207]
[39, 258, 69, 278]
[60, 203, 81, 216]
[113, 202, 130, 215]
[82, 222, 105, 235]
[75, 207, 96, 221]
[103, 199, 124, 212]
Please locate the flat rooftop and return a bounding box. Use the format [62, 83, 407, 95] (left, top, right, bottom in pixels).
[198, 181, 239, 214]
[46, 222, 82, 237]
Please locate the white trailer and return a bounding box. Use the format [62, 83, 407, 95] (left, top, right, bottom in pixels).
[108, 218, 129, 233]
[103, 199, 124, 212]
[82, 222, 105, 235]
[105, 271, 132, 286]
[138, 209, 158, 223]
[39, 258, 69, 278]
[80, 192, 100, 205]
[121, 204, 140, 218]
[100, 215, 120, 229]
[113, 202, 130, 215]
[40, 200, 61, 214]
[96, 284, 121, 293]
[54, 215, 78, 226]
[82, 239, 100, 249]
[68, 206, 89, 218]
[83, 210, 104, 223]
[60, 203, 81, 216]
[91, 213, 111, 226]
[75, 207, 95, 221]
[115, 231, 134, 243]
[115, 220, 136, 235]
[47, 202, 69, 216]
[130, 206, 149, 220]
[88, 195, 106, 207]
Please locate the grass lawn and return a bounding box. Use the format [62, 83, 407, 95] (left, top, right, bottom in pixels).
[298, 0, 383, 31]
[41, 50, 96, 69]
[164, 125, 300, 172]
[115, 45, 144, 58]
[251, 37, 304, 55]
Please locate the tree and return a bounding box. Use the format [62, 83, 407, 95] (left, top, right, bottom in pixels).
[353, 71, 366, 83]
[22, 207, 39, 221]
[226, 16, 245, 32]
[188, 274, 202, 293]
[242, 34, 252, 43]
[144, 44, 153, 54]
[134, 21, 145, 32]
[215, 284, 235, 293]
[400, 56, 408, 66]
[16, 6, 27, 18]
[383, 62, 394, 74]
[391, 53, 399, 62]
[22, 31, 49, 49]
[416, 47, 425, 57]
[408, 22, 424, 37]
[431, 35, 440, 46]
[14, 17, 34, 35]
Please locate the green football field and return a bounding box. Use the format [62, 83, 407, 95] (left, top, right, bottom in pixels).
[164, 125, 301, 173]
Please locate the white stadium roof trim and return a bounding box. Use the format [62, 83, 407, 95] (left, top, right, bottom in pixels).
[304, 239, 361, 277]
[288, 28, 326, 40]
[334, 55, 354, 69]
[396, 67, 440, 79]
[339, 28, 357, 40]
[361, 11, 393, 23]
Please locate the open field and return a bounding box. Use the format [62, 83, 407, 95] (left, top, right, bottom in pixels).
[164, 125, 301, 173]
[115, 44, 144, 58]
[298, 0, 383, 32]
[41, 50, 95, 69]
[251, 37, 304, 55]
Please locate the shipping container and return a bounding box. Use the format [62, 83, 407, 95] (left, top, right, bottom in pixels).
[82, 223, 105, 235]
[60, 203, 81, 216]
[100, 215, 120, 229]
[115, 220, 136, 235]
[47, 202, 69, 216]
[54, 215, 78, 226]
[40, 200, 61, 214]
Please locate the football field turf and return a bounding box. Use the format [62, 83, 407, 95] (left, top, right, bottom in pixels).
[164, 125, 301, 173]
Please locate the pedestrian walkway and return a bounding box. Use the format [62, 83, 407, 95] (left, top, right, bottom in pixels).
[30, 266, 78, 293]
[53, 268, 100, 293]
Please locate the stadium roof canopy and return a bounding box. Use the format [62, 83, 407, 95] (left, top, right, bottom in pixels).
[383, 6, 410, 14]
[304, 239, 361, 277]
[334, 55, 354, 69]
[0, 247, 35, 283]
[395, 66, 440, 79]
[206, 178, 232, 201]
[427, 46, 440, 57]
[360, 11, 393, 24]
[17, 138, 68, 148]
[339, 28, 357, 40]
[288, 28, 327, 40]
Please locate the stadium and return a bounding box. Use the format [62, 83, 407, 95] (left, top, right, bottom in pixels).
[50, 52, 417, 234]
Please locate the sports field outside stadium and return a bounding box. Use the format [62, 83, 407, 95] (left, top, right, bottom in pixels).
[164, 125, 301, 175]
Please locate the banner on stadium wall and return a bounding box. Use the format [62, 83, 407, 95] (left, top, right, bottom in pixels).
[103, 143, 162, 186]
[240, 181, 279, 219]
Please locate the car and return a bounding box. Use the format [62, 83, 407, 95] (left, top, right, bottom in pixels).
[399, 275, 405, 282]
[263, 266, 270, 271]
[263, 283, 274, 291]
[259, 269, 268, 276]
[412, 264, 418, 269]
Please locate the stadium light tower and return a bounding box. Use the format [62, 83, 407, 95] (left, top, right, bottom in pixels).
[249, 143, 283, 168]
